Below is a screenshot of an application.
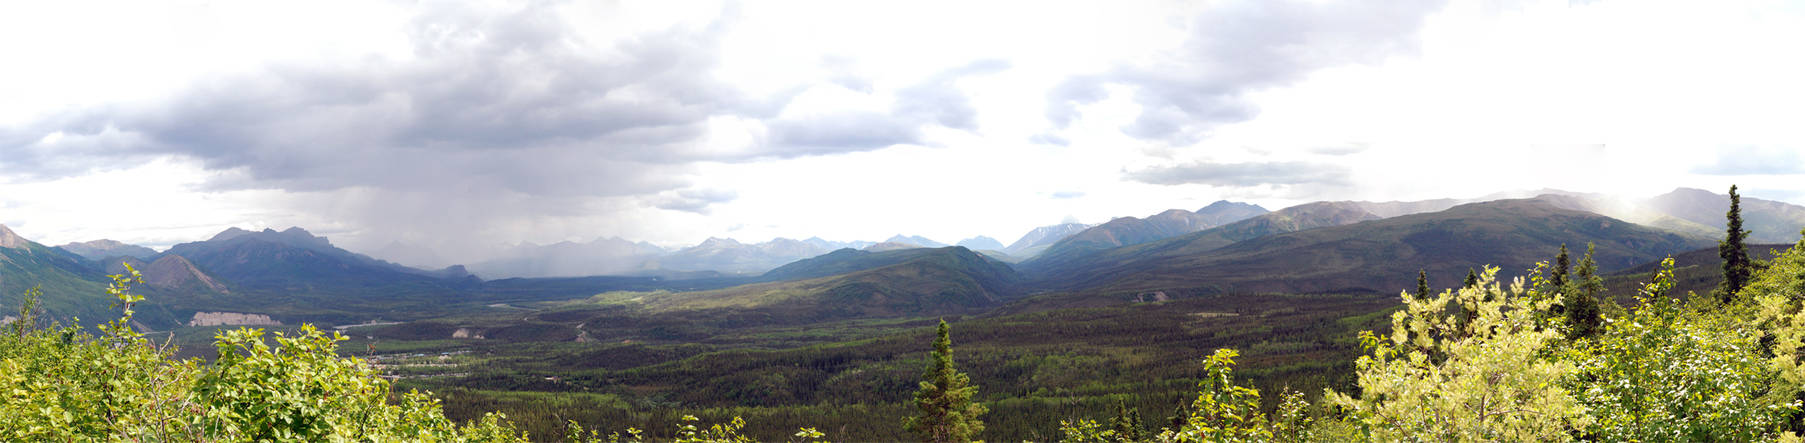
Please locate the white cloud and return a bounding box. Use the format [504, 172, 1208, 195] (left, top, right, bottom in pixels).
[3, 0, 1803, 265]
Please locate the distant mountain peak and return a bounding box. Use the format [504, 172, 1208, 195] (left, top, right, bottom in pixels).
[0, 224, 28, 249]
[57, 239, 159, 260]
[865, 241, 923, 252]
[884, 234, 947, 248]
[696, 237, 743, 248]
[955, 236, 1006, 251]
[208, 227, 255, 242]
[1200, 200, 1266, 212]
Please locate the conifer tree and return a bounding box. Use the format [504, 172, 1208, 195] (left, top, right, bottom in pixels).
[1564, 243, 1605, 338]
[1112, 401, 1142, 441]
[1168, 402, 1189, 431]
[1719, 184, 1753, 302]
[1127, 409, 1143, 441]
[904, 319, 986, 443]
[1415, 270, 1430, 300]
[1464, 268, 1479, 288]
[1552, 244, 1571, 290]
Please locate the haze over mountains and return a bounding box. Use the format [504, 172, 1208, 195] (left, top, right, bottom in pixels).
[4, 186, 1804, 331]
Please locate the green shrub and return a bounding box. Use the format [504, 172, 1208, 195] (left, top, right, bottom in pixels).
[0, 266, 527, 441]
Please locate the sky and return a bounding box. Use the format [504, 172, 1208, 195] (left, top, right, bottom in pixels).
[2, 0, 1804, 267]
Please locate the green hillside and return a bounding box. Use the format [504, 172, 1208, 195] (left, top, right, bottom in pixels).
[1647, 187, 1805, 244]
[601, 246, 1020, 321]
[760, 246, 1002, 282]
[1601, 242, 1795, 299]
[1, 240, 117, 326]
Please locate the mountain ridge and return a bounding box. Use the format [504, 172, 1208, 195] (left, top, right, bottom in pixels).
[1060, 196, 1712, 295]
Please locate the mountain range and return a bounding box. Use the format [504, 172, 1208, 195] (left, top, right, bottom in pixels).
[3, 186, 1802, 329]
[1046, 196, 1711, 295]
[1023, 200, 1273, 272]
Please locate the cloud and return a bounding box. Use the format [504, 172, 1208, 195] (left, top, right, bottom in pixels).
[1028, 133, 1069, 146]
[893, 59, 1010, 131]
[650, 188, 739, 214]
[1046, 0, 1445, 144]
[1049, 191, 1085, 199]
[4, 2, 1008, 259]
[1692, 146, 1805, 175]
[4, 3, 773, 194]
[764, 59, 1009, 154]
[764, 112, 924, 153]
[1125, 161, 1350, 187]
[1310, 143, 1369, 156]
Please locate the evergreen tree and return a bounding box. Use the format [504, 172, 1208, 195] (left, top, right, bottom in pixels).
[1464, 268, 1479, 289]
[1552, 244, 1571, 290]
[1127, 408, 1143, 441]
[1564, 243, 1605, 339]
[1719, 184, 1753, 302]
[1167, 402, 1190, 431]
[1112, 400, 1142, 441]
[904, 319, 986, 443]
[1415, 270, 1431, 300]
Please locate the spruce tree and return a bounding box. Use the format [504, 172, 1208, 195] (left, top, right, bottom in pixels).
[1464, 268, 1479, 288]
[1544, 244, 1571, 318]
[1415, 270, 1431, 300]
[1552, 244, 1571, 290]
[1112, 401, 1142, 441]
[1564, 243, 1605, 339]
[1168, 402, 1190, 431]
[904, 319, 986, 443]
[1127, 408, 1143, 441]
[1719, 184, 1753, 302]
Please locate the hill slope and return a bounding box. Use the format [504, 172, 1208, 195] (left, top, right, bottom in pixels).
[633, 246, 1020, 320]
[0, 225, 174, 327]
[1601, 242, 1795, 299]
[1646, 187, 1805, 244]
[1062, 196, 1711, 295]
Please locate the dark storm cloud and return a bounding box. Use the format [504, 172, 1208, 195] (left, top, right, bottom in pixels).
[1047, 0, 1446, 144]
[1692, 146, 1805, 175]
[4, 2, 1005, 201]
[1125, 161, 1350, 187]
[2, 3, 766, 200]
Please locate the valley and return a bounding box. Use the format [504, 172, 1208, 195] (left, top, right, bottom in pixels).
[5, 187, 1805, 440]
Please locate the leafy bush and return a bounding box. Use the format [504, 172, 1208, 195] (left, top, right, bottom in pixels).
[0, 266, 528, 441]
[1325, 266, 1591, 441]
[1057, 234, 1805, 442]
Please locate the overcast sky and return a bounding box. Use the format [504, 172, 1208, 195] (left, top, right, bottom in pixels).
[3, 0, 1804, 266]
